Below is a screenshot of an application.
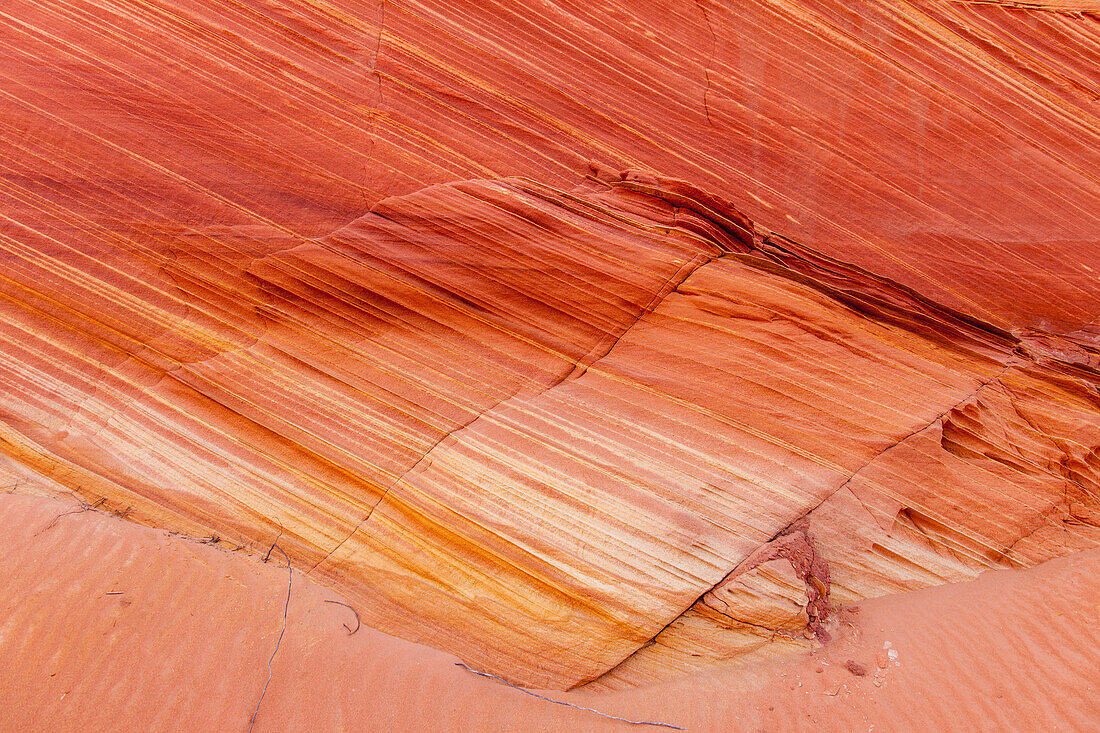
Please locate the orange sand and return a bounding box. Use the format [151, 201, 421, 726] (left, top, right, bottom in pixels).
[2, 492, 1096, 731]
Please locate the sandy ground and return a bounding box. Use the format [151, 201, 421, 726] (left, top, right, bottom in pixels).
[1, 491, 1097, 732]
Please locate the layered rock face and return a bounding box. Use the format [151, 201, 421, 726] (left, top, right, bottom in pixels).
[1, 0, 1098, 696]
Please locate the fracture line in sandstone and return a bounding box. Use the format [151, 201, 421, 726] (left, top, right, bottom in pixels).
[454, 662, 685, 729]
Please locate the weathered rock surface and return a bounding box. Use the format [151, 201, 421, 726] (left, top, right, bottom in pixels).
[0, 0, 1098, 700]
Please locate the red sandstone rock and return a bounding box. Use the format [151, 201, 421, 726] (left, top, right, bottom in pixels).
[0, 0, 1098, 725]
